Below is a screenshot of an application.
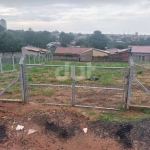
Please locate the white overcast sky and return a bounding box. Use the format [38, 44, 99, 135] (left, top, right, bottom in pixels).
[0, 0, 150, 34]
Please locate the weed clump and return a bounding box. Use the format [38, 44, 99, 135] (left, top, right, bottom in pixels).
[137, 70, 143, 75]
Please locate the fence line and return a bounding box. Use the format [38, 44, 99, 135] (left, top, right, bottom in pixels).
[23, 63, 128, 110]
[126, 52, 150, 109]
[0, 53, 17, 73]
[0, 55, 24, 101]
[0, 74, 20, 96]
[24, 53, 52, 65]
[1, 52, 150, 110]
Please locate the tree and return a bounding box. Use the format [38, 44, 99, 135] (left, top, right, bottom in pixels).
[76, 39, 88, 47]
[77, 33, 82, 36]
[0, 29, 25, 52]
[145, 37, 150, 45]
[107, 41, 129, 49]
[0, 29, 57, 52]
[59, 32, 75, 47]
[0, 25, 5, 33]
[88, 31, 108, 49]
[28, 28, 33, 31]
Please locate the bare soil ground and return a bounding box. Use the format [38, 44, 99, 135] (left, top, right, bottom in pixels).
[0, 102, 150, 150]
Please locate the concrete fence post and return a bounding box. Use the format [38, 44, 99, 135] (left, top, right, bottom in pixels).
[126, 52, 133, 109]
[19, 57, 27, 103]
[41, 54, 43, 62]
[122, 68, 127, 106]
[12, 54, 15, 70]
[34, 56, 35, 64]
[0, 53, 2, 73]
[71, 66, 76, 106]
[44, 55, 46, 62]
[38, 53, 40, 64]
[28, 55, 30, 64]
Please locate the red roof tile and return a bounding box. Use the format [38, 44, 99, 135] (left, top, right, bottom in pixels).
[131, 46, 150, 53]
[55, 47, 92, 55]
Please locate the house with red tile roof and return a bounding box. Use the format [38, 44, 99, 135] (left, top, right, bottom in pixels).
[53, 47, 112, 61]
[22, 46, 47, 56]
[54, 47, 91, 55]
[92, 48, 129, 62]
[130, 46, 150, 54]
[54, 47, 129, 62]
[130, 46, 150, 62]
[54, 47, 93, 61]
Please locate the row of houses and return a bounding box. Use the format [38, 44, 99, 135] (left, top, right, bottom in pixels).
[21, 46, 150, 62]
[53, 47, 129, 62]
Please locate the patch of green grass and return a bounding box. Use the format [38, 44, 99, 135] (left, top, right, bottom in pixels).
[28, 77, 32, 82]
[6, 82, 21, 98]
[9, 75, 16, 79]
[2, 63, 13, 71]
[99, 110, 150, 122]
[25, 61, 128, 86]
[127, 115, 150, 121]
[99, 111, 125, 122]
[137, 70, 143, 75]
[101, 73, 113, 85]
[59, 79, 71, 84]
[46, 61, 129, 68]
[117, 103, 125, 110]
[59, 71, 65, 76]
[142, 108, 150, 114]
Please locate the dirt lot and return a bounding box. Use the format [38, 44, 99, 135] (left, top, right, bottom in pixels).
[0, 102, 150, 150]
